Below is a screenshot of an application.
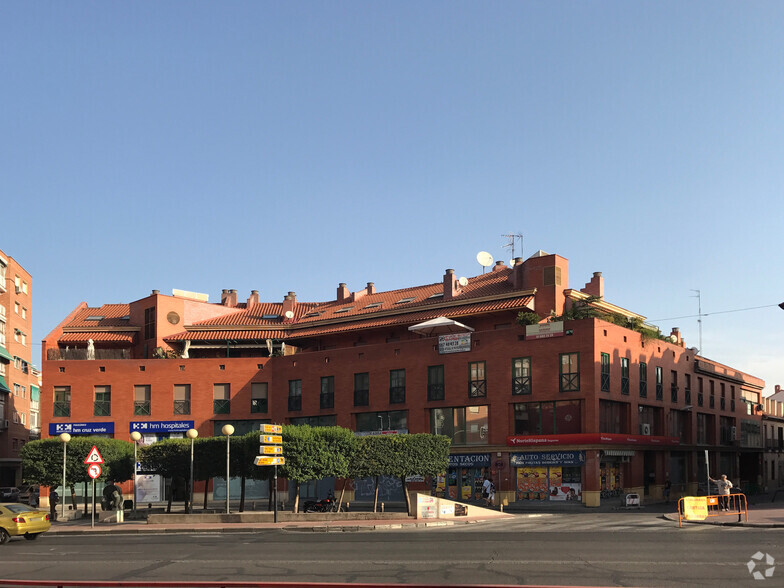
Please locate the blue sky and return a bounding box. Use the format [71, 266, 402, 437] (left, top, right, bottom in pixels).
[2, 2, 783, 395]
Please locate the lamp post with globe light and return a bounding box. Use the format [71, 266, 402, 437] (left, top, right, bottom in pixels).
[221, 424, 234, 513]
[186, 428, 198, 514]
[58, 433, 71, 519]
[130, 431, 142, 515]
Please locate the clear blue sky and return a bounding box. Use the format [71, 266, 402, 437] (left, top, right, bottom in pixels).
[2, 2, 783, 395]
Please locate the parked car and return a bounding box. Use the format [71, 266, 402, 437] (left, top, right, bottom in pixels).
[18, 485, 39, 506]
[0, 503, 51, 543]
[0, 488, 19, 502]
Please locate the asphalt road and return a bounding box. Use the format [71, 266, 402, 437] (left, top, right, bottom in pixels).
[1, 513, 781, 587]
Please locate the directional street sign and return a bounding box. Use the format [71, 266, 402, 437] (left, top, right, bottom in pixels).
[258, 445, 283, 455]
[254, 456, 285, 466]
[84, 445, 104, 464]
[87, 463, 102, 479]
[260, 435, 282, 445]
[259, 424, 282, 434]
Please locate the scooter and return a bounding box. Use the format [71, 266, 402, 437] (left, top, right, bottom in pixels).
[304, 490, 337, 512]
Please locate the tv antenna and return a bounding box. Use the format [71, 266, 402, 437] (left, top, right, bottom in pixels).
[476, 251, 493, 273]
[691, 289, 703, 354]
[502, 233, 524, 263]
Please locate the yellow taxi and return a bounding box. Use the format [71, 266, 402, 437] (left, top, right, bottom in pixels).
[0, 502, 51, 544]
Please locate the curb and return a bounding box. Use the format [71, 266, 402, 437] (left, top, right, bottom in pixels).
[661, 513, 784, 529]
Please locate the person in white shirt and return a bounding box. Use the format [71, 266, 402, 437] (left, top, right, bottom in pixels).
[709, 474, 733, 511]
[482, 476, 493, 506]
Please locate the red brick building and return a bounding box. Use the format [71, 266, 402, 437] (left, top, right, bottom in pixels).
[41, 251, 764, 506]
[0, 248, 38, 486]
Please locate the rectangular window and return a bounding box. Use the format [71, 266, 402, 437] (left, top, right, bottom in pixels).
[684, 374, 692, 405]
[94, 385, 111, 417]
[710, 380, 715, 408]
[288, 380, 302, 411]
[174, 384, 191, 415]
[514, 400, 581, 435]
[670, 371, 678, 403]
[354, 372, 369, 406]
[290, 415, 337, 427]
[356, 410, 407, 432]
[468, 361, 486, 398]
[600, 353, 610, 392]
[697, 413, 708, 444]
[639, 362, 648, 398]
[599, 400, 628, 434]
[430, 406, 488, 446]
[251, 382, 268, 413]
[319, 377, 334, 409]
[697, 377, 704, 407]
[389, 369, 406, 404]
[134, 385, 151, 416]
[620, 358, 630, 395]
[720, 383, 726, 410]
[655, 367, 663, 401]
[144, 307, 156, 340]
[213, 383, 230, 414]
[512, 357, 532, 395]
[53, 386, 71, 417]
[559, 353, 580, 392]
[427, 365, 445, 401]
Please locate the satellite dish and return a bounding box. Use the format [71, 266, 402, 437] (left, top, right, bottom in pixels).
[284, 310, 294, 319]
[458, 277, 469, 287]
[476, 251, 493, 267]
[510, 259, 516, 268]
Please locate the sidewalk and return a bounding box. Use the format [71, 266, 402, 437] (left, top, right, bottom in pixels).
[661, 500, 784, 528]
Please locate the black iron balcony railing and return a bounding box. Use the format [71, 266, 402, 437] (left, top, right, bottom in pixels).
[639, 381, 647, 398]
[174, 400, 191, 415]
[93, 400, 111, 417]
[389, 386, 405, 404]
[710, 396, 715, 409]
[685, 390, 692, 405]
[469, 380, 487, 398]
[427, 384, 444, 401]
[134, 401, 151, 416]
[513, 376, 531, 395]
[621, 377, 630, 396]
[600, 373, 610, 392]
[354, 389, 369, 406]
[720, 398, 726, 411]
[560, 373, 579, 393]
[213, 399, 230, 414]
[671, 385, 678, 403]
[656, 384, 663, 401]
[251, 398, 267, 413]
[288, 396, 302, 412]
[320, 393, 334, 410]
[53, 401, 70, 417]
[697, 393, 704, 407]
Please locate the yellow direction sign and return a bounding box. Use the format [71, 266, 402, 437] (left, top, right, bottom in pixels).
[254, 456, 285, 466]
[260, 424, 282, 434]
[683, 496, 709, 520]
[260, 435, 282, 444]
[258, 445, 283, 455]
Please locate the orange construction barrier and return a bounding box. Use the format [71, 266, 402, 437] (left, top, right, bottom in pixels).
[677, 493, 748, 527]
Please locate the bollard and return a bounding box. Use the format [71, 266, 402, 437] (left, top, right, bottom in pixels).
[117, 509, 124, 523]
[381, 502, 384, 513]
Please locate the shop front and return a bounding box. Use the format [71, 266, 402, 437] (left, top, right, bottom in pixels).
[511, 451, 585, 502]
[599, 450, 631, 496]
[432, 453, 490, 501]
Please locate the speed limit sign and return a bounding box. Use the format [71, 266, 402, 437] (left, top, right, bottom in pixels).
[87, 463, 102, 479]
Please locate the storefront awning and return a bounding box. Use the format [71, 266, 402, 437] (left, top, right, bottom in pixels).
[602, 450, 636, 457]
[0, 375, 10, 394]
[0, 345, 12, 362]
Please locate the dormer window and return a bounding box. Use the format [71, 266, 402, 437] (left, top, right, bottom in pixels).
[428, 292, 444, 299]
[304, 311, 321, 318]
[395, 297, 416, 304]
[334, 306, 354, 314]
[86, 315, 105, 321]
[262, 314, 280, 320]
[363, 302, 383, 309]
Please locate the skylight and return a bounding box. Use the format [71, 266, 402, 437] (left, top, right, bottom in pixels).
[85, 316, 105, 321]
[262, 314, 280, 320]
[395, 297, 416, 304]
[428, 292, 444, 299]
[304, 311, 321, 318]
[364, 302, 383, 309]
[334, 306, 354, 314]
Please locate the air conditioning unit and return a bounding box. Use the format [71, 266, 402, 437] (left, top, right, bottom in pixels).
[639, 423, 651, 436]
[731, 426, 737, 440]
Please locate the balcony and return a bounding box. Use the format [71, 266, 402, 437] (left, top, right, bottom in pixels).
[134, 401, 151, 416]
[766, 440, 784, 452]
[251, 398, 268, 413]
[656, 384, 663, 401]
[53, 402, 70, 417]
[93, 401, 111, 417]
[513, 376, 531, 396]
[47, 348, 131, 361]
[427, 384, 444, 401]
[213, 399, 230, 414]
[469, 380, 487, 398]
[621, 377, 630, 396]
[174, 400, 191, 415]
[389, 386, 405, 404]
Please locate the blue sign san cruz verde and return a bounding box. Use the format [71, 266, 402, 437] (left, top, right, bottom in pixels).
[130, 420, 195, 433]
[49, 422, 115, 435]
[510, 451, 586, 467]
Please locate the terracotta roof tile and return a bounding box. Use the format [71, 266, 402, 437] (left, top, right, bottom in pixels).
[59, 332, 136, 344]
[68, 304, 131, 328]
[189, 303, 320, 327]
[164, 330, 289, 342]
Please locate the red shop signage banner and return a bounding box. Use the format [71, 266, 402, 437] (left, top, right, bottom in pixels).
[506, 433, 680, 447]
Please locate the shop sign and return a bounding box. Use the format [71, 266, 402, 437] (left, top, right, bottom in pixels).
[438, 333, 471, 354]
[49, 422, 115, 435]
[507, 433, 680, 447]
[448, 453, 491, 467]
[511, 451, 586, 467]
[355, 429, 408, 436]
[525, 321, 564, 340]
[130, 420, 195, 433]
[682, 496, 708, 520]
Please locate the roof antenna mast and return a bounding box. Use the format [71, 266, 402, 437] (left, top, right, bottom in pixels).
[691, 289, 703, 354]
[502, 233, 524, 265]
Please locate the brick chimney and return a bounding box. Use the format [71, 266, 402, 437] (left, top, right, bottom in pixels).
[669, 327, 683, 346]
[282, 291, 297, 321]
[443, 269, 460, 300]
[492, 261, 506, 272]
[581, 272, 604, 298]
[506, 258, 525, 290]
[247, 290, 260, 305]
[222, 289, 238, 308]
[337, 283, 350, 302]
[352, 282, 376, 302]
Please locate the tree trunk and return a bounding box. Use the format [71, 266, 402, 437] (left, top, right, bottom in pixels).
[401, 476, 411, 514]
[294, 480, 300, 513]
[203, 478, 209, 511]
[239, 475, 246, 512]
[83, 481, 88, 513]
[373, 476, 380, 513]
[268, 477, 273, 511]
[337, 478, 348, 513]
[166, 482, 173, 514]
[69, 484, 76, 513]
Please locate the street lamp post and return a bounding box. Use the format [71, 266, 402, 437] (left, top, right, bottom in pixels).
[186, 428, 198, 514]
[130, 431, 142, 516]
[58, 433, 71, 520]
[221, 424, 234, 514]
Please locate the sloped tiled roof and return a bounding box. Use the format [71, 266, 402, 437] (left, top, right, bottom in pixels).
[67, 304, 131, 327]
[164, 330, 289, 342]
[59, 332, 136, 344]
[192, 302, 319, 326]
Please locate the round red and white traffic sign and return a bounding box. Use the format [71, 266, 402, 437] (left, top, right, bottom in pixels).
[87, 463, 102, 479]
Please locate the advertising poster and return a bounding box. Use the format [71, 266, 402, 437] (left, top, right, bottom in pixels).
[135, 474, 162, 503]
[517, 466, 547, 499]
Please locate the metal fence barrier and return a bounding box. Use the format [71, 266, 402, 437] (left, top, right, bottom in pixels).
[677, 493, 748, 527]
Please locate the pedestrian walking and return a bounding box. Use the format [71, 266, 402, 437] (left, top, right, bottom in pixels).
[482, 476, 493, 506]
[709, 474, 733, 511]
[663, 479, 671, 503]
[49, 489, 59, 522]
